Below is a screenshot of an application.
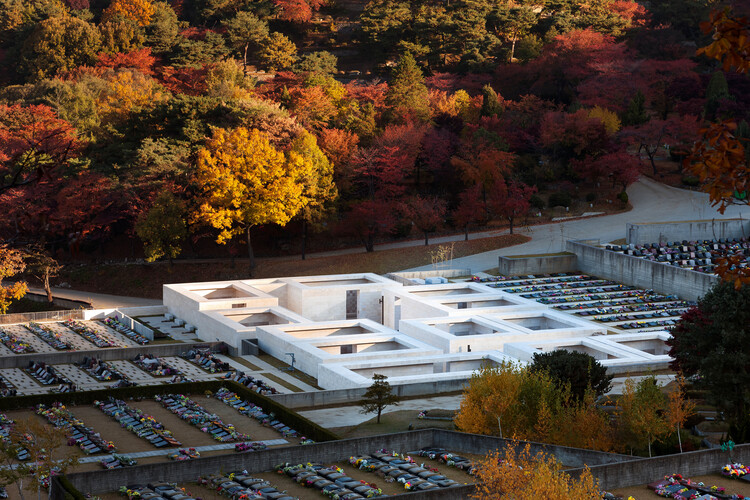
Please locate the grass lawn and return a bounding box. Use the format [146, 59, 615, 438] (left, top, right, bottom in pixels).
[57, 234, 530, 299]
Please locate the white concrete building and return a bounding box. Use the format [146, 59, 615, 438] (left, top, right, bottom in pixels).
[162, 273, 672, 389]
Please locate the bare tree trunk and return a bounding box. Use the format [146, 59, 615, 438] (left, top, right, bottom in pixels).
[509, 216, 514, 235]
[301, 218, 307, 261]
[246, 226, 255, 270]
[424, 231, 429, 246]
[243, 43, 249, 76]
[464, 225, 469, 241]
[43, 270, 52, 303]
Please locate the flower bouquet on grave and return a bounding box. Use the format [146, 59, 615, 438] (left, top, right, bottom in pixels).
[722, 463, 750, 478]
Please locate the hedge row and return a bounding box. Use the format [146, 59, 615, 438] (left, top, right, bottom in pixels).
[0, 380, 339, 442]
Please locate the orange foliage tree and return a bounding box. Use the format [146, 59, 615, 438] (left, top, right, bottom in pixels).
[0, 245, 27, 314]
[685, 8, 750, 288]
[102, 0, 156, 26]
[472, 441, 601, 500]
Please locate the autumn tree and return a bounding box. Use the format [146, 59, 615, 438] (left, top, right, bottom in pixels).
[472, 441, 601, 500]
[99, 15, 146, 55]
[405, 196, 447, 245]
[666, 375, 695, 453]
[621, 115, 699, 175]
[453, 185, 487, 241]
[0, 104, 83, 194]
[20, 15, 102, 80]
[617, 376, 670, 457]
[386, 52, 431, 122]
[0, 417, 78, 500]
[682, 9, 750, 285]
[191, 127, 314, 269]
[668, 281, 750, 442]
[135, 190, 187, 263]
[257, 32, 297, 71]
[288, 130, 337, 259]
[0, 245, 27, 314]
[487, 180, 536, 234]
[359, 373, 400, 424]
[23, 245, 61, 304]
[102, 0, 157, 26]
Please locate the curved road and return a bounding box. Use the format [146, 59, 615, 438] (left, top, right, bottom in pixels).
[404, 176, 749, 274]
[32, 177, 747, 308]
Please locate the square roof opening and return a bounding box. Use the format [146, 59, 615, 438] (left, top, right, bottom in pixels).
[504, 315, 572, 330]
[222, 311, 289, 327]
[189, 284, 256, 300]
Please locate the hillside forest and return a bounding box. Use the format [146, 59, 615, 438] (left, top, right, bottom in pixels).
[0, 0, 749, 268]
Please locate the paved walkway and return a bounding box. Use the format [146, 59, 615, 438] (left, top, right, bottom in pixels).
[76, 439, 289, 464]
[26, 286, 162, 309]
[404, 176, 749, 274]
[300, 395, 464, 427]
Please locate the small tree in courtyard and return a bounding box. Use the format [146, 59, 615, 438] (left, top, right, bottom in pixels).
[359, 373, 400, 424]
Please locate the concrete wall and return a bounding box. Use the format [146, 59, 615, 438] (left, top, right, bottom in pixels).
[267, 379, 469, 409]
[0, 341, 218, 369]
[567, 240, 719, 301]
[386, 269, 472, 285]
[497, 253, 578, 276]
[23, 293, 92, 310]
[0, 309, 85, 325]
[626, 218, 750, 245]
[582, 443, 750, 490]
[59, 429, 629, 497]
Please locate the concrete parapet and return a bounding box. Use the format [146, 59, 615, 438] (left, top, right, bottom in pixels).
[58, 429, 629, 497]
[0, 341, 220, 369]
[497, 253, 578, 276]
[626, 218, 750, 246]
[566, 240, 718, 301]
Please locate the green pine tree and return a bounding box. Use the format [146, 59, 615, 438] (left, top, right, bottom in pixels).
[386, 52, 431, 122]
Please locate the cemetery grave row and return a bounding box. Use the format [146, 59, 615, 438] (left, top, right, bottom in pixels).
[111, 447, 476, 500]
[181, 347, 231, 374]
[37, 402, 116, 454]
[477, 273, 695, 332]
[155, 393, 251, 442]
[96, 397, 181, 448]
[605, 238, 750, 274]
[0, 319, 147, 356]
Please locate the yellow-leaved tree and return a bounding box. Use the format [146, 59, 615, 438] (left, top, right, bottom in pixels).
[0, 244, 27, 314]
[102, 0, 156, 26]
[289, 130, 337, 259]
[472, 441, 601, 500]
[192, 127, 323, 269]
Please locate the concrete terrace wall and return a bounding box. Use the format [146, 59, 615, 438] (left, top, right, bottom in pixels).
[567, 240, 719, 301]
[59, 429, 629, 497]
[268, 379, 469, 409]
[0, 341, 219, 369]
[23, 293, 92, 310]
[497, 253, 578, 276]
[626, 218, 750, 246]
[581, 443, 750, 490]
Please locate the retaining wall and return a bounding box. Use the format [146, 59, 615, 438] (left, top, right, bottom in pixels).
[497, 253, 578, 276]
[58, 429, 629, 497]
[0, 309, 86, 325]
[579, 443, 750, 490]
[267, 379, 468, 409]
[567, 240, 718, 301]
[0, 341, 218, 369]
[386, 269, 472, 286]
[23, 293, 92, 310]
[626, 218, 750, 246]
